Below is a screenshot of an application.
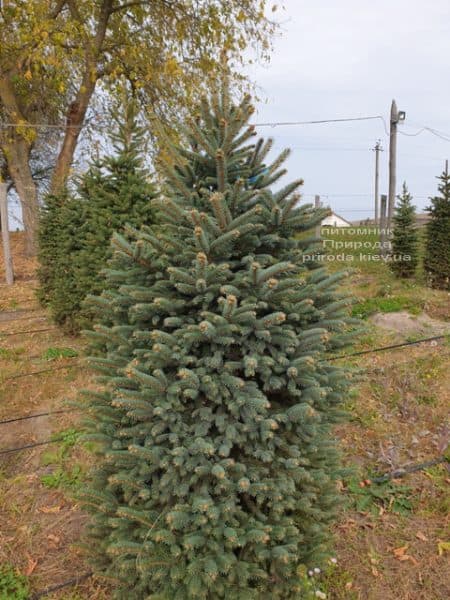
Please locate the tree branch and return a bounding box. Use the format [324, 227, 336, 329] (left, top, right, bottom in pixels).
[50, 0, 69, 19]
[111, 1, 149, 13]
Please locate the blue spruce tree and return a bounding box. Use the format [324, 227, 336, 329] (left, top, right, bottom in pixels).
[389, 182, 419, 278]
[81, 79, 356, 599]
[424, 168, 450, 290]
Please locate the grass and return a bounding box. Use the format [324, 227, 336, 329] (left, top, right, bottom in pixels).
[345, 477, 414, 516]
[41, 465, 83, 490]
[352, 295, 423, 319]
[41, 346, 79, 360]
[0, 565, 29, 600]
[419, 465, 450, 516]
[0, 347, 26, 361]
[320, 564, 359, 600]
[40, 429, 84, 490]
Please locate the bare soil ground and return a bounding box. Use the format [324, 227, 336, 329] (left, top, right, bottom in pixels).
[370, 311, 450, 337]
[1, 233, 449, 599]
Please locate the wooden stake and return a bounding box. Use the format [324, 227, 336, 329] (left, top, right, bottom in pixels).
[0, 182, 14, 285]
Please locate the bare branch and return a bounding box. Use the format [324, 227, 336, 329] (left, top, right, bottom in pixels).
[111, 1, 149, 13]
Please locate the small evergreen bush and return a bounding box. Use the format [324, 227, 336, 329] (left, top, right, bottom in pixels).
[424, 168, 450, 289]
[82, 80, 356, 599]
[389, 182, 419, 278]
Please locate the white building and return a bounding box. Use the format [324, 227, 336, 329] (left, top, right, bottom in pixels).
[321, 211, 352, 228]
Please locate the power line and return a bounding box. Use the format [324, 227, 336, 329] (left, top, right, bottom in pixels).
[399, 124, 450, 142]
[253, 115, 385, 128]
[290, 146, 370, 152]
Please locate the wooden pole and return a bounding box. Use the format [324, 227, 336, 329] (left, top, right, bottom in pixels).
[315, 194, 321, 238]
[387, 100, 398, 230]
[0, 182, 14, 285]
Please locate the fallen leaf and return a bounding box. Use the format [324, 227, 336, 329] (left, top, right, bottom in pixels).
[25, 557, 37, 576]
[47, 533, 60, 546]
[415, 532, 428, 542]
[393, 545, 409, 557]
[39, 505, 61, 514]
[345, 582, 353, 590]
[371, 566, 380, 577]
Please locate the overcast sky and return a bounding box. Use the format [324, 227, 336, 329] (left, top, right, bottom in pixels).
[247, 0, 450, 221]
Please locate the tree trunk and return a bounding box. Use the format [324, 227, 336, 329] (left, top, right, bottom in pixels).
[4, 140, 39, 256]
[50, 0, 114, 194]
[50, 75, 97, 195]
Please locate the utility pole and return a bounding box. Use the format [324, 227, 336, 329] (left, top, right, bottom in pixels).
[315, 194, 321, 238]
[0, 182, 14, 285]
[373, 140, 383, 225]
[387, 100, 405, 230]
[379, 193, 388, 255]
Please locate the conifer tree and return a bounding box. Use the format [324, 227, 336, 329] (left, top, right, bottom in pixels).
[37, 191, 72, 307]
[389, 182, 419, 278]
[81, 79, 356, 599]
[424, 167, 450, 290]
[37, 101, 158, 332]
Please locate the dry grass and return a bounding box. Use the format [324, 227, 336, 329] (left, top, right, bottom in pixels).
[329, 343, 450, 599]
[1, 235, 108, 599]
[1, 233, 449, 599]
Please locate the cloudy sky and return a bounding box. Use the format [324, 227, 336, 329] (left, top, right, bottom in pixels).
[247, 0, 450, 221]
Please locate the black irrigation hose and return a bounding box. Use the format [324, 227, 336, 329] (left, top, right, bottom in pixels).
[2, 426, 447, 486]
[30, 572, 93, 599]
[2, 361, 81, 382]
[326, 334, 447, 362]
[370, 456, 449, 483]
[0, 438, 64, 456]
[0, 408, 76, 425]
[1, 335, 446, 382]
[0, 327, 57, 337]
[3, 315, 47, 323]
[0, 308, 42, 318]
